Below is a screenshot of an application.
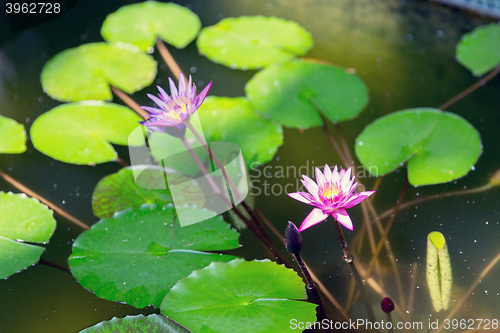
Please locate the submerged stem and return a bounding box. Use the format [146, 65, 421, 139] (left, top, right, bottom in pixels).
[333, 219, 377, 322]
[439, 64, 500, 110]
[155, 38, 183, 81]
[0, 170, 89, 229]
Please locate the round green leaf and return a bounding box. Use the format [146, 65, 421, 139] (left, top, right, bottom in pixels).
[0, 115, 26, 154]
[92, 166, 205, 219]
[198, 96, 283, 168]
[101, 2, 201, 51]
[197, 16, 313, 70]
[31, 101, 144, 165]
[161, 259, 317, 333]
[41, 42, 157, 101]
[246, 59, 369, 128]
[456, 23, 500, 76]
[68, 204, 240, 308]
[80, 314, 192, 333]
[0, 192, 56, 279]
[355, 108, 482, 186]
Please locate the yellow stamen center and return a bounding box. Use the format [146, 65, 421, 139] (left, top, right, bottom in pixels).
[319, 183, 341, 204]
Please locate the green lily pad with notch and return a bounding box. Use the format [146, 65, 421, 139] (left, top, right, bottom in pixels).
[197, 16, 313, 70]
[0, 192, 56, 279]
[101, 1, 201, 51]
[355, 108, 482, 186]
[41, 42, 157, 102]
[80, 314, 192, 333]
[456, 23, 500, 76]
[31, 101, 144, 165]
[246, 59, 369, 128]
[198, 96, 283, 168]
[0, 115, 26, 154]
[161, 259, 317, 333]
[92, 166, 205, 218]
[68, 204, 240, 308]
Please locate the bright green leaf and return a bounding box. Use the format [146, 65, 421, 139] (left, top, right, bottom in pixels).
[68, 204, 240, 308]
[197, 16, 313, 70]
[161, 259, 317, 333]
[30, 101, 144, 165]
[456, 23, 500, 76]
[101, 2, 201, 51]
[80, 314, 192, 333]
[0, 192, 56, 279]
[41, 42, 157, 101]
[246, 59, 369, 128]
[198, 96, 283, 168]
[0, 115, 26, 154]
[355, 108, 482, 186]
[92, 166, 205, 218]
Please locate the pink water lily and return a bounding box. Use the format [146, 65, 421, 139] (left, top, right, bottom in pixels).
[140, 73, 212, 131]
[288, 164, 374, 232]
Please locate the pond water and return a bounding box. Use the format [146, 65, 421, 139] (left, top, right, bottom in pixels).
[0, 0, 499, 332]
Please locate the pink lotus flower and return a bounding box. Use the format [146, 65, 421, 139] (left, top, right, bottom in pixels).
[288, 164, 375, 232]
[140, 73, 212, 130]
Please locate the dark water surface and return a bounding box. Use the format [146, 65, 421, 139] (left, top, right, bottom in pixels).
[1, 0, 499, 332]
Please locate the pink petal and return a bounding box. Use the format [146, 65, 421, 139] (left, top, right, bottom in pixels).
[288, 192, 314, 205]
[301, 176, 319, 198]
[298, 208, 328, 232]
[315, 167, 327, 187]
[323, 164, 332, 180]
[156, 85, 171, 103]
[147, 94, 168, 109]
[343, 191, 375, 208]
[195, 81, 212, 108]
[341, 167, 352, 189]
[178, 73, 186, 95]
[332, 208, 353, 230]
[140, 106, 163, 115]
[168, 77, 178, 98]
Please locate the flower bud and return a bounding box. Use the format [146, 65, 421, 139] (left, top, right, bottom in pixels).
[381, 297, 395, 314]
[285, 221, 302, 255]
[489, 169, 500, 187]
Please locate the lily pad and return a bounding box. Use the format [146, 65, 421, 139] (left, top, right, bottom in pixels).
[41, 42, 157, 101]
[355, 108, 482, 186]
[101, 2, 201, 51]
[197, 16, 313, 70]
[68, 204, 240, 308]
[0, 192, 56, 279]
[30, 101, 144, 165]
[80, 314, 192, 333]
[161, 259, 317, 333]
[245, 59, 369, 128]
[0, 115, 26, 154]
[198, 96, 283, 168]
[456, 23, 500, 76]
[92, 166, 205, 218]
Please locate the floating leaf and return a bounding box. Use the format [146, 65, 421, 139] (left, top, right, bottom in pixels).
[456, 23, 500, 76]
[426, 232, 452, 312]
[355, 108, 482, 186]
[31, 101, 144, 165]
[101, 2, 201, 51]
[197, 16, 313, 70]
[80, 314, 192, 333]
[161, 259, 317, 333]
[0, 115, 26, 154]
[246, 59, 369, 128]
[68, 204, 240, 308]
[41, 42, 157, 101]
[92, 166, 205, 218]
[198, 96, 283, 168]
[0, 192, 56, 279]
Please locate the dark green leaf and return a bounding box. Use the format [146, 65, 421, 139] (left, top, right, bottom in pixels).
[101, 2, 201, 51]
[79, 314, 192, 333]
[41, 42, 157, 101]
[69, 204, 240, 308]
[246, 59, 369, 128]
[355, 108, 482, 185]
[161, 259, 317, 333]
